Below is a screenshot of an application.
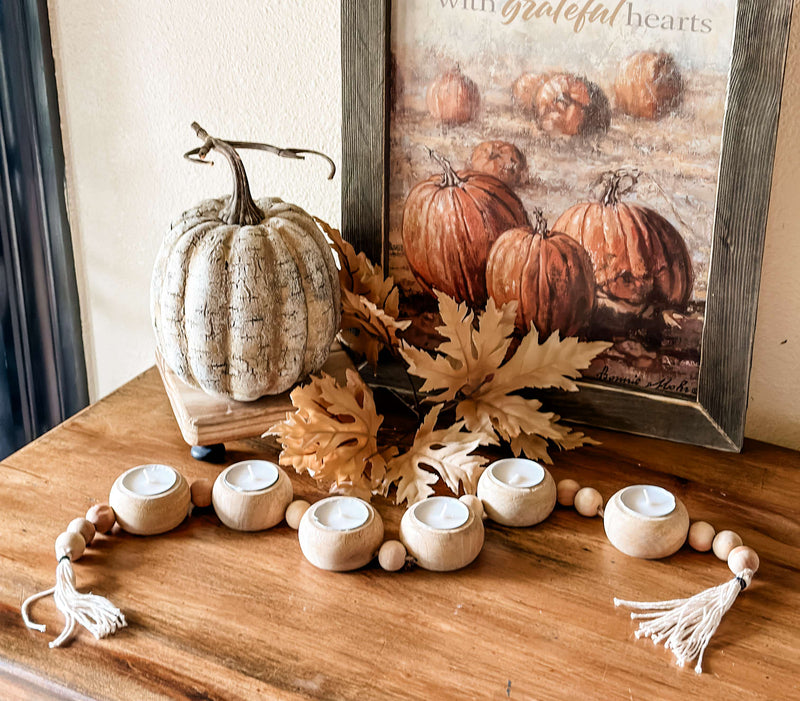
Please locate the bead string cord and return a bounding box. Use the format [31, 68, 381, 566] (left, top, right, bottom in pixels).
[21, 468, 759, 674]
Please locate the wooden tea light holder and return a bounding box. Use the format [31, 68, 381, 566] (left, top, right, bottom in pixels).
[212, 460, 293, 531]
[399, 496, 484, 572]
[297, 496, 384, 571]
[109, 464, 191, 536]
[477, 457, 556, 527]
[603, 484, 689, 559]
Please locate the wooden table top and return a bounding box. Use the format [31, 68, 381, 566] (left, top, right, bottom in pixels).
[1, 368, 798, 700]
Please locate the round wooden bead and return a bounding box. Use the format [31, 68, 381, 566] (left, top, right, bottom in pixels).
[190, 478, 213, 508]
[67, 517, 95, 546]
[298, 497, 384, 571]
[603, 487, 689, 559]
[688, 520, 715, 552]
[574, 487, 603, 517]
[557, 479, 581, 507]
[212, 461, 293, 531]
[285, 499, 311, 529]
[712, 530, 743, 561]
[109, 465, 190, 536]
[400, 497, 484, 571]
[476, 459, 556, 527]
[378, 540, 407, 571]
[727, 545, 759, 575]
[459, 494, 484, 520]
[55, 531, 85, 561]
[86, 504, 116, 534]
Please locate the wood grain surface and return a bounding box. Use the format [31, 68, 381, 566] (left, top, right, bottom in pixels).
[1, 367, 799, 700]
[157, 343, 353, 446]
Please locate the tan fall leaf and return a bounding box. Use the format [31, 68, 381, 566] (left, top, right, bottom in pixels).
[458, 391, 554, 445]
[314, 216, 400, 314]
[402, 292, 610, 460]
[399, 292, 517, 401]
[490, 331, 611, 395]
[340, 288, 411, 367]
[315, 217, 408, 363]
[386, 404, 488, 506]
[266, 369, 388, 498]
[509, 423, 599, 464]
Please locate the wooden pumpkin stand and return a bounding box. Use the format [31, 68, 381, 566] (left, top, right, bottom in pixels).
[156, 343, 353, 461]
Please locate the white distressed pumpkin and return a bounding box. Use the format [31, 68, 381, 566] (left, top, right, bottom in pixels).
[150, 124, 341, 401]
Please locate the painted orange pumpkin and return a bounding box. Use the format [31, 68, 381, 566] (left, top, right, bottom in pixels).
[402, 152, 528, 308]
[615, 51, 683, 120]
[469, 140, 527, 187]
[486, 209, 596, 337]
[552, 170, 693, 308]
[512, 72, 551, 115]
[535, 73, 611, 137]
[426, 66, 481, 125]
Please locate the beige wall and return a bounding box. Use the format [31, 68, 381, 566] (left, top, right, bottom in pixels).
[745, 9, 800, 449]
[48, 1, 800, 449]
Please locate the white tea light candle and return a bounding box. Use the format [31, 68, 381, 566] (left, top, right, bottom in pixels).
[109, 465, 190, 535]
[620, 485, 676, 517]
[604, 485, 689, 559]
[412, 497, 469, 530]
[224, 461, 279, 492]
[477, 458, 556, 527]
[312, 496, 370, 530]
[298, 496, 384, 571]
[491, 459, 544, 488]
[212, 461, 292, 532]
[121, 464, 177, 496]
[400, 496, 484, 571]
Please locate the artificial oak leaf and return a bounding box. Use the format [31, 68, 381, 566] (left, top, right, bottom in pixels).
[340, 288, 411, 367]
[315, 217, 399, 314]
[509, 423, 599, 464]
[458, 379, 602, 463]
[507, 432, 551, 463]
[490, 331, 611, 395]
[401, 291, 609, 461]
[386, 404, 487, 506]
[458, 391, 556, 445]
[399, 293, 516, 401]
[266, 369, 387, 497]
[315, 217, 408, 363]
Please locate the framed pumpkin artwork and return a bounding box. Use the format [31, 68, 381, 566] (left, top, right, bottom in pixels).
[341, 0, 794, 451]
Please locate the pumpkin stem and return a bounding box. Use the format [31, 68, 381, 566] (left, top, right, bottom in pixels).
[187, 123, 264, 226]
[531, 207, 549, 237]
[427, 148, 463, 188]
[184, 123, 337, 226]
[595, 168, 640, 206]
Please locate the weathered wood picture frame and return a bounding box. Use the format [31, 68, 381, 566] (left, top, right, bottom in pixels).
[341, 0, 794, 452]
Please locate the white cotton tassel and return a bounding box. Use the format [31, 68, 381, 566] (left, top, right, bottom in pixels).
[21, 558, 126, 648]
[614, 546, 759, 674]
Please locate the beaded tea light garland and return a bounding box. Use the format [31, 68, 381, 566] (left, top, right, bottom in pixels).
[21, 458, 759, 674]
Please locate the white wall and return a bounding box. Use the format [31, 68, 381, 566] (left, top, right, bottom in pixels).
[48, 1, 800, 450]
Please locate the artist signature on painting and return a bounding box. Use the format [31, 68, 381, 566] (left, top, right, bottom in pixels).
[594, 365, 697, 396]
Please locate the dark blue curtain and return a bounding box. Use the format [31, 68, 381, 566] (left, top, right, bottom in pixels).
[0, 0, 88, 459]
